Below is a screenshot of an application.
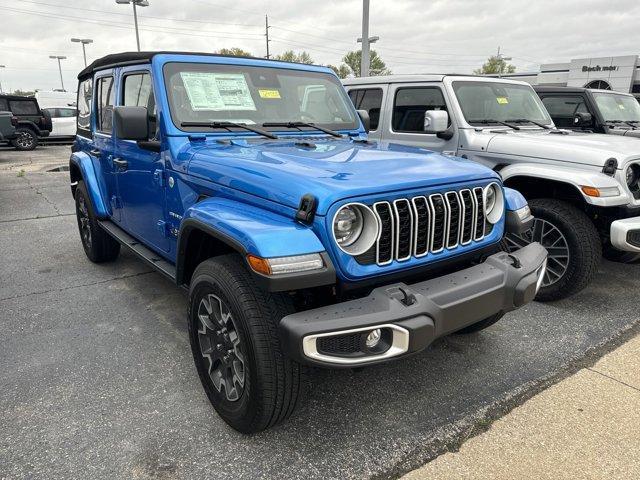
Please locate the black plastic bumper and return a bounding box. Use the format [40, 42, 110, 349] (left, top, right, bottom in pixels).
[279, 242, 547, 368]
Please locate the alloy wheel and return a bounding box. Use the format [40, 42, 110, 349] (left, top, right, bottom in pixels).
[77, 196, 92, 248]
[197, 293, 246, 402]
[504, 218, 570, 287]
[16, 131, 34, 149]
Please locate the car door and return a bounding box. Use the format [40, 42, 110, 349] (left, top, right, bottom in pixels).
[115, 68, 169, 253]
[93, 73, 122, 223]
[346, 85, 387, 141]
[43, 108, 61, 136]
[383, 83, 458, 154]
[57, 107, 78, 136]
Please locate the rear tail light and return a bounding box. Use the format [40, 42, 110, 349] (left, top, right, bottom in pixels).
[10, 116, 18, 126]
[40, 116, 46, 126]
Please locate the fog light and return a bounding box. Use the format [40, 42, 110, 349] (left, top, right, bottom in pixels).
[365, 329, 382, 348]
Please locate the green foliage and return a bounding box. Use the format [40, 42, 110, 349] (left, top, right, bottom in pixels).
[331, 50, 391, 78]
[11, 90, 35, 97]
[216, 48, 253, 57]
[473, 56, 516, 75]
[274, 50, 315, 65]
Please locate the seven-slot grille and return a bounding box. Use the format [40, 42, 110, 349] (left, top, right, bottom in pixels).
[372, 187, 487, 265]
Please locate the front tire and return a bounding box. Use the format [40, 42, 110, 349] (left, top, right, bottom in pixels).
[188, 254, 307, 434]
[12, 127, 38, 151]
[503, 199, 601, 301]
[75, 180, 120, 263]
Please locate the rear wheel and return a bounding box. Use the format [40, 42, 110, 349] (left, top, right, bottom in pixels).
[75, 180, 120, 263]
[188, 254, 308, 433]
[12, 128, 38, 151]
[503, 199, 601, 301]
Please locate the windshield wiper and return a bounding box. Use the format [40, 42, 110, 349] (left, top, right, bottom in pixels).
[262, 121, 343, 138]
[507, 118, 552, 129]
[180, 121, 278, 139]
[467, 119, 520, 130]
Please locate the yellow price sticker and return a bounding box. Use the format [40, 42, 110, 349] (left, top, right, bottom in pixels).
[618, 104, 626, 109]
[496, 97, 509, 105]
[259, 89, 281, 99]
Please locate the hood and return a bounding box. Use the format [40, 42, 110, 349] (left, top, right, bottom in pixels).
[484, 129, 640, 168]
[186, 138, 498, 215]
[609, 127, 640, 139]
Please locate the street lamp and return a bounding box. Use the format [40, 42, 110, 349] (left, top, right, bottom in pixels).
[49, 56, 67, 91]
[71, 38, 93, 67]
[357, 35, 379, 77]
[496, 47, 512, 78]
[116, 0, 149, 52]
[0, 65, 5, 94]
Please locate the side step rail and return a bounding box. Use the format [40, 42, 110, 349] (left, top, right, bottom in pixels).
[98, 220, 177, 282]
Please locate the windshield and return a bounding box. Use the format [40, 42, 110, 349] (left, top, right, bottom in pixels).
[163, 62, 358, 133]
[593, 92, 640, 123]
[452, 81, 552, 127]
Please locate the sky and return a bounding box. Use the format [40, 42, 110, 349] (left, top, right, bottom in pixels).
[1, 0, 640, 93]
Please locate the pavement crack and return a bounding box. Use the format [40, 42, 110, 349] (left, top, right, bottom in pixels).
[24, 175, 63, 215]
[0, 270, 155, 303]
[0, 213, 75, 224]
[586, 367, 640, 394]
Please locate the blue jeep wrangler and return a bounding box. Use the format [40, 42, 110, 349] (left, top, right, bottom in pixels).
[69, 52, 547, 433]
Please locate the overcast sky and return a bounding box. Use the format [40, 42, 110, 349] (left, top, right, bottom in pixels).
[1, 0, 640, 92]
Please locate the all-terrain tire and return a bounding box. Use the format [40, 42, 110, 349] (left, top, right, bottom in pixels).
[455, 313, 504, 334]
[12, 127, 38, 151]
[188, 254, 308, 434]
[509, 199, 601, 302]
[75, 180, 120, 263]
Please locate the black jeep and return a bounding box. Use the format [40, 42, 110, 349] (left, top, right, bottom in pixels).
[0, 95, 52, 150]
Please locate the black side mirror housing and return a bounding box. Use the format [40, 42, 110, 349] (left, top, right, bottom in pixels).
[573, 111, 593, 128]
[357, 109, 370, 133]
[114, 106, 149, 141]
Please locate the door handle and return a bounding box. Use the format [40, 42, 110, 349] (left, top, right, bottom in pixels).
[90, 149, 101, 156]
[113, 158, 128, 170]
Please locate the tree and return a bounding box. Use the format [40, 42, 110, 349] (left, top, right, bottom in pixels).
[474, 55, 516, 75]
[328, 64, 352, 79]
[216, 47, 253, 57]
[274, 50, 314, 65]
[12, 90, 35, 97]
[332, 50, 391, 78]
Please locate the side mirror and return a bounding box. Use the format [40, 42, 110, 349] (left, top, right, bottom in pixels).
[114, 106, 149, 141]
[357, 109, 370, 133]
[424, 110, 449, 134]
[573, 111, 593, 127]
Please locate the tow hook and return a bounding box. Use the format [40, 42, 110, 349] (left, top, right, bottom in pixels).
[387, 286, 417, 306]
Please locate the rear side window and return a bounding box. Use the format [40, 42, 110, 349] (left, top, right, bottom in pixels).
[97, 76, 115, 134]
[541, 95, 590, 128]
[348, 88, 383, 131]
[122, 72, 157, 139]
[77, 78, 93, 134]
[58, 108, 78, 118]
[9, 100, 39, 115]
[0, 98, 8, 111]
[392, 87, 448, 133]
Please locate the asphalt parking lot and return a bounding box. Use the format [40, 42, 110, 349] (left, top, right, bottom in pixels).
[1, 145, 639, 480]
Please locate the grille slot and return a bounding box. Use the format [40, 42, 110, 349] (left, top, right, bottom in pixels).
[362, 187, 488, 265]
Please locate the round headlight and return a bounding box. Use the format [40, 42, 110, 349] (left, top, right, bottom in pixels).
[332, 203, 379, 256]
[484, 183, 505, 224]
[626, 164, 639, 190]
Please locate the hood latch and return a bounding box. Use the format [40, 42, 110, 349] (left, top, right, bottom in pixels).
[603, 158, 618, 176]
[295, 194, 318, 225]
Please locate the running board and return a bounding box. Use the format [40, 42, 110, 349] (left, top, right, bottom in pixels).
[98, 220, 177, 282]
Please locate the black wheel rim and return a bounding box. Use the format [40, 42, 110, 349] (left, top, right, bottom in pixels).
[16, 132, 34, 149]
[505, 218, 570, 287]
[197, 293, 245, 402]
[77, 196, 92, 248]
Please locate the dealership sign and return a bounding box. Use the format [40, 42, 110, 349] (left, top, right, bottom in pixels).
[582, 65, 620, 72]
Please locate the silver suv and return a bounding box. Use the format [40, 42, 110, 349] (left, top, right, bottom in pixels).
[344, 75, 640, 301]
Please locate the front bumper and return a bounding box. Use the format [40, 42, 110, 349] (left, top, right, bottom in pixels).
[610, 217, 640, 252]
[279, 243, 548, 368]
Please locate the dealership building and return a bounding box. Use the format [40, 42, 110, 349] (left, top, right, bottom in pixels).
[496, 55, 640, 97]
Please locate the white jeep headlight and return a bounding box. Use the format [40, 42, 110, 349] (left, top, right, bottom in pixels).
[332, 203, 379, 255]
[484, 182, 505, 224]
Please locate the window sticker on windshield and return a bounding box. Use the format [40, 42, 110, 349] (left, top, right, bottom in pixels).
[496, 97, 509, 105]
[618, 103, 626, 109]
[258, 89, 281, 99]
[180, 72, 256, 111]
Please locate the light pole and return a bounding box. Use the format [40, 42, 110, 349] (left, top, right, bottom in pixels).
[116, 0, 149, 52]
[0, 65, 5, 93]
[49, 56, 67, 91]
[358, 0, 379, 77]
[496, 47, 512, 78]
[71, 38, 93, 67]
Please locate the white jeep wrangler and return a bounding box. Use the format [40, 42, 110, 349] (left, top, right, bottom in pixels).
[344, 75, 640, 301]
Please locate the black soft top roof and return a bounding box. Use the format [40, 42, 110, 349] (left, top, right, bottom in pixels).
[77, 51, 313, 80]
[533, 86, 589, 94]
